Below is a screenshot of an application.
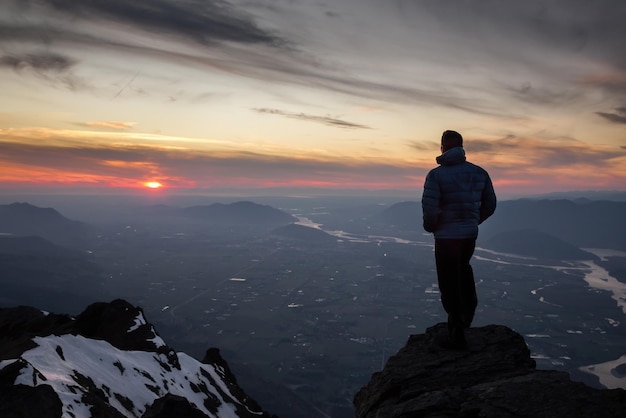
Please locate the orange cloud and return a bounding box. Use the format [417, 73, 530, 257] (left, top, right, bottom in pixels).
[83, 121, 136, 130]
[1, 127, 624, 195]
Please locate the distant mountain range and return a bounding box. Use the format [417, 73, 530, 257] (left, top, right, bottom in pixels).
[479, 199, 626, 251]
[0, 299, 274, 418]
[371, 201, 421, 230]
[0, 202, 91, 248]
[373, 199, 626, 251]
[1, 200, 296, 231]
[482, 229, 598, 260]
[142, 201, 297, 225]
[182, 201, 296, 223]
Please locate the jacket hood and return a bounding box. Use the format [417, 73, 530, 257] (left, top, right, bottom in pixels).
[436, 146, 466, 166]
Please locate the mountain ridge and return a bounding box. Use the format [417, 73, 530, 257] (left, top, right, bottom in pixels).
[0, 299, 275, 418]
[372, 199, 626, 250]
[482, 229, 598, 260]
[169, 201, 296, 224]
[0, 202, 91, 248]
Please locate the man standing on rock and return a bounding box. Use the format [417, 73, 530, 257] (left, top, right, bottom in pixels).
[421, 130, 496, 348]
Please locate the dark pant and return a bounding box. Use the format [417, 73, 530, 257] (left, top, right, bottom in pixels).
[435, 238, 478, 330]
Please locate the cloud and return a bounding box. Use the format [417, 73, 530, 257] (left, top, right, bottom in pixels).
[408, 141, 439, 152]
[507, 82, 583, 106]
[0, 51, 75, 72]
[409, 138, 500, 153]
[82, 121, 136, 130]
[0, 51, 87, 90]
[253, 108, 372, 129]
[470, 134, 626, 194]
[4, 0, 284, 47]
[3, 0, 622, 119]
[0, 128, 423, 190]
[596, 107, 626, 124]
[2, 127, 624, 194]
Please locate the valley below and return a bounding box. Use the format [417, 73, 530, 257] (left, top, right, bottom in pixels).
[1, 195, 625, 418]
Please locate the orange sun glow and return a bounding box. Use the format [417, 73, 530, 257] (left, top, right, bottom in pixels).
[144, 181, 163, 189]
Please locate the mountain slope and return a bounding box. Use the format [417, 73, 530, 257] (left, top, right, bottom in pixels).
[479, 199, 626, 250]
[0, 236, 102, 314]
[374, 199, 626, 250]
[482, 229, 597, 260]
[0, 202, 91, 248]
[371, 201, 420, 230]
[0, 300, 274, 418]
[181, 201, 296, 224]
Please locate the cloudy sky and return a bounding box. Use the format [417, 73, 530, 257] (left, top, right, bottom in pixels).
[1, 0, 625, 197]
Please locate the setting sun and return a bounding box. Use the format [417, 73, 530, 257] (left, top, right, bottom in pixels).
[145, 181, 163, 189]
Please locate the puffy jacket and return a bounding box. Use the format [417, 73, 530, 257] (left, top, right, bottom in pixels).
[421, 147, 496, 239]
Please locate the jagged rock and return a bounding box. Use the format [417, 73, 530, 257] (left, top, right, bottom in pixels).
[354, 323, 626, 417]
[0, 306, 74, 359]
[201, 348, 275, 417]
[142, 394, 208, 418]
[72, 299, 184, 370]
[0, 384, 62, 418]
[0, 300, 274, 418]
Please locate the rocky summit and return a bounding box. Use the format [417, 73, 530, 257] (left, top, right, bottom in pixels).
[0, 299, 275, 418]
[354, 323, 626, 418]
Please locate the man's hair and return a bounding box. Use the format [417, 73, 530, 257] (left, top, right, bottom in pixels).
[441, 130, 463, 151]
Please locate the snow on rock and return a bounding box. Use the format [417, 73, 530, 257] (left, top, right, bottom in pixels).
[0, 300, 273, 418]
[2, 334, 246, 417]
[128, 312, 147, 333]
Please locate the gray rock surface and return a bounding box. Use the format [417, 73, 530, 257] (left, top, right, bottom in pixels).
[354, 323, 626, 417]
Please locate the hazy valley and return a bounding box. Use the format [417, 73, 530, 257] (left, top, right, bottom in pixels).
[1, 194, 625, 418]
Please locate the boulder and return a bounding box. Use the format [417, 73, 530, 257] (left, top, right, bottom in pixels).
[354, 323, 626, 417]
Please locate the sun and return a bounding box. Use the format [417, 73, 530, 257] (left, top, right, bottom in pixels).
[144, 181, 163, 189]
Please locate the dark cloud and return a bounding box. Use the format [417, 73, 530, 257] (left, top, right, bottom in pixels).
[0, 51, 87, 90]
[596, 107, 626, 124]
[0, 51, 75, 72]
[7, 0, 283, 47]
[464, 139, 500, 153]
[408, 141, 438, 152]
[0, 0, 298, 102]
[254, 108, 372, 129]
[490, 135, 624, 168]
[507, 82, 582, 106]
[417, 0, 626, 68]
[410, 137, 502, 153]
[411, 133, 625, 170]
[1, 0, 624, 120]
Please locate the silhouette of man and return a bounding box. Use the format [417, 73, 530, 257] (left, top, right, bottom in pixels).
[421, 130, 496, 348]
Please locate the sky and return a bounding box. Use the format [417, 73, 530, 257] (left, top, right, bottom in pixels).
[1, 0, 625, 198]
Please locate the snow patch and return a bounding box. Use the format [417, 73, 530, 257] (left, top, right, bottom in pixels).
[127, 312, 147, 332]
[0, 334, 250, 418]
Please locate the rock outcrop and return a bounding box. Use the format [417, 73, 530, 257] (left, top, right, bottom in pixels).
[0, 299, 275, 418]
[354, 323, 626, 417]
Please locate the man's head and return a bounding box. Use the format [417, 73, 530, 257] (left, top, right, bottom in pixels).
[441, 130, 463, 152]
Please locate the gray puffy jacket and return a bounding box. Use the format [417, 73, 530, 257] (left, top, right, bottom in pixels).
[421, 147, 496, 239]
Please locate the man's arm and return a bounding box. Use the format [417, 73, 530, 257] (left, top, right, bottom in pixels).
[421, 171, 440, 233]
[479, 172, 496, 224]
